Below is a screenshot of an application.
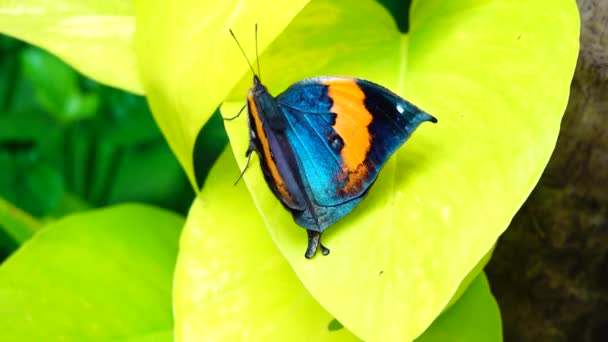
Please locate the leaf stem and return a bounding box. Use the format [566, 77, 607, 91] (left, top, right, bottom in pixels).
[0, 197, 42, 244]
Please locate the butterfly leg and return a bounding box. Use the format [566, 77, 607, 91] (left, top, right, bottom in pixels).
[223, 104, 246, 121]
[233, 146, 254, 185]
[320, 242, 330, 256]
[305, 230, 330, 259]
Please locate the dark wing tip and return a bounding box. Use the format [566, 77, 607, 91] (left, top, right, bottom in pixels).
[419, 111, 438, 124]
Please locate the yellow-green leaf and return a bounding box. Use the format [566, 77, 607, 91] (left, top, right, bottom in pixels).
[0, 204, 182, 341]
[221, 0, 579, 340]
[134, 0, 310, 189]
[0, 0, 141, 93]
[174, 149, 502, 341]
[173, 149, 357, 341]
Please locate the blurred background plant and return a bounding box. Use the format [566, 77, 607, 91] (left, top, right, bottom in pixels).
[0, 33, 210, 261]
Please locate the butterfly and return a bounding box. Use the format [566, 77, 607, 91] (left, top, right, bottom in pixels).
[228, 27, 437, 258]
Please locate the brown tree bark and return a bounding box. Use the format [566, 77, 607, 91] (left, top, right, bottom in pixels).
[486, 1, 608, 341]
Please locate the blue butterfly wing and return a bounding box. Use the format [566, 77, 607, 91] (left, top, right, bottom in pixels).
[276, 76, 437, 207]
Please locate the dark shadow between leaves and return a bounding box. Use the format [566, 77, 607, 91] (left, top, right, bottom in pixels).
[193, 108, 229, 190]
[374, 0, 413, 33]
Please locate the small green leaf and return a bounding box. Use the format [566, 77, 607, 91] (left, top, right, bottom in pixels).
[0, 0, 141, 93]
[416, 274, 502, 342]
[134, 0, 311, 189]
[328, 319, 344, 332]
[0, 204, 183, 341]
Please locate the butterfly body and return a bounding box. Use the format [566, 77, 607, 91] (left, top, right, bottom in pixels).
[244, 75, 437, 258]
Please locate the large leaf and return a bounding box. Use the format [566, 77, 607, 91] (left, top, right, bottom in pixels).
[0, 204, 183, 341]
[134, 0, 310, 189]
[174, 149, 502, 341]
[0, 0, 141, 93]
[220, 0, 579, 340]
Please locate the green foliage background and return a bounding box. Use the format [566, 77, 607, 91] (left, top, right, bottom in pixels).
[0, 34, 200, 259]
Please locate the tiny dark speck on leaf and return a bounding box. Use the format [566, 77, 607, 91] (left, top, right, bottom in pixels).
[379, 270, 384, 276]
[328, 318, 344, 331]
[517, 33, 522, 40]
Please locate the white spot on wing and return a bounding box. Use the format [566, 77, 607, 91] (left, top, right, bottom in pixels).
[396, 105, 405, 114]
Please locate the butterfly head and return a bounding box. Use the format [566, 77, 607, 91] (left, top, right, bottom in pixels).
[250, 74, 273, 103]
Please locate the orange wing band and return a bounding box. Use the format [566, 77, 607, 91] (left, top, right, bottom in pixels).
[322, 79, 373, 195]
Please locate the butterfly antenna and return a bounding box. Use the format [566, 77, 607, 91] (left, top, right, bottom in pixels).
[255, 23, 261, 80]
[229, 28, 257, 77]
